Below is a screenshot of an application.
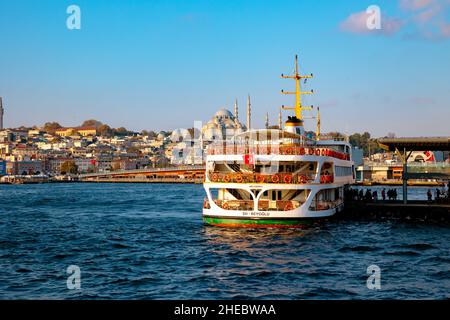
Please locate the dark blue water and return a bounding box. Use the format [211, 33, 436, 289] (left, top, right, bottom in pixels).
[0, 183, 449, 299]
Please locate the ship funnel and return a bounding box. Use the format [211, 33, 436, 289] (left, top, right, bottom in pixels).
[284, 116, 304, 136]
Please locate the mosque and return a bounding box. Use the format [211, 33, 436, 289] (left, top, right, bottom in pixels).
[171, 97, 253, 165]
[201, 98, 248, 142]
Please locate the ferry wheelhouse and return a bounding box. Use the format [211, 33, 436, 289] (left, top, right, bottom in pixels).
[202, 56, 355, 227]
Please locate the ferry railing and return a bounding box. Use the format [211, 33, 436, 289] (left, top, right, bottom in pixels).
[213, 199, 255, 211]
[207, 171, 317, 184]
[207, 145, 350, 161]
[257, 200, 302, 211]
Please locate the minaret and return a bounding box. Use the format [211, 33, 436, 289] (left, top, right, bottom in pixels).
[234, 98, 238, 121]
[246, 95, 251, 131]
[265, 112, 269, 129]
[278, 109, 282, 129]
[0, 97, 4, 130]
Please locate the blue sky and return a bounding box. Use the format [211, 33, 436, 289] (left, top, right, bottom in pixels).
[1, 0, 449, 136]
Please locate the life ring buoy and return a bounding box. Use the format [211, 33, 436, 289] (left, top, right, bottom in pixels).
[315, 149, 321, 156]
[284, 202, 293, 211]
[223, 175, 231, 183]
[235, 175, 243, 183]
[321, 149, 326, 156]
[211, 173, 218, 182]
[299, 175, 308, 184]
[222, 202, 229, 210]
[299, 147, 305, 155]
[283, 174, 292, 184]
[308, 148, 314, 155]
[271, 174, 280, 183]
[256, 174, 265, 183]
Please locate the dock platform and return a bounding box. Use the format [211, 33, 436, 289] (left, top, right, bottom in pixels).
[342, 200, 450, 221]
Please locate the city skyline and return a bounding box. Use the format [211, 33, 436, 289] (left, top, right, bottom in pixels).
[1, 0, 450, 136]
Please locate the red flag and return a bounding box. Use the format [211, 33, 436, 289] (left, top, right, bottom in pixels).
[243, 154, 254, 165]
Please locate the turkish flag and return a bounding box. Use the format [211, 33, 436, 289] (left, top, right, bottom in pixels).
[243, 154, 254, 165]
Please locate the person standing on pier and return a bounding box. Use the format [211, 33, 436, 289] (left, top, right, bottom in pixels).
[427, 189, 432, 202]
[372, 190, 378, 202]
[381, 188, 386, 201]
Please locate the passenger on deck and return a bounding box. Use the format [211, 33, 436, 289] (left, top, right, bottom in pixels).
[427, 189, 432, 202]
[381, 188, 386, 201]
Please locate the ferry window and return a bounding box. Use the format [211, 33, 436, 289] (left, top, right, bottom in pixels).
[263, 190, 268, 197]
[278, 191, 282, 200]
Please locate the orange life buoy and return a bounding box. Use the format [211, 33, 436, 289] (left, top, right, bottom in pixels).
[321, 149, 326, 156]
[308, 148, 314, 155]
[223, 175, 231, 183]
[299, 175, 308, 184]
[299, 147, 305, 155]
[235, 175, 243, 183]
[211, 173, 218, 182]
[222, 202, 229, 210]
[283, 174, 292, 184]
[256, 174, 266, 183]
[315, 149, 321, 156]
[271, 174, 280, 183]
[284, 202, 293, 211]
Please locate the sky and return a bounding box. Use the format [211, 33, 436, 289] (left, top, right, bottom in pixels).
[1, 0, 450, 137]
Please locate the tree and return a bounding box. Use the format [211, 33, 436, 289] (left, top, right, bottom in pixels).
[98, 124, 113, 137]
[60, 161, 78, 175]
[43, 122, 62, 134]
[81, 119, 103, 128]
[114, 127, 129, 136]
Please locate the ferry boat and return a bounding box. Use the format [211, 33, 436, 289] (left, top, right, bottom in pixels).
[202, 55, 355, 227]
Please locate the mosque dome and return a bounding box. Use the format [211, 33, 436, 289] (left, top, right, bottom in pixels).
[214, 108, 234, 119]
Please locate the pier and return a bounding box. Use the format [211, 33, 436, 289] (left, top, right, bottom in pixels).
[78, 166, 205, 183]
[377, 137, 450, 204]
[342, 200, 450, 221]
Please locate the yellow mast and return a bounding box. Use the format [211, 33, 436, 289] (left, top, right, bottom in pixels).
[281, 55, 314, 120]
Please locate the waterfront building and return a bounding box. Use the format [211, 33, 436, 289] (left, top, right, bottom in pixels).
[6, 159, 43, 175]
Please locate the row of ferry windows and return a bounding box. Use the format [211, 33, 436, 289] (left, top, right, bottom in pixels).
[335, 166, 352, 177]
